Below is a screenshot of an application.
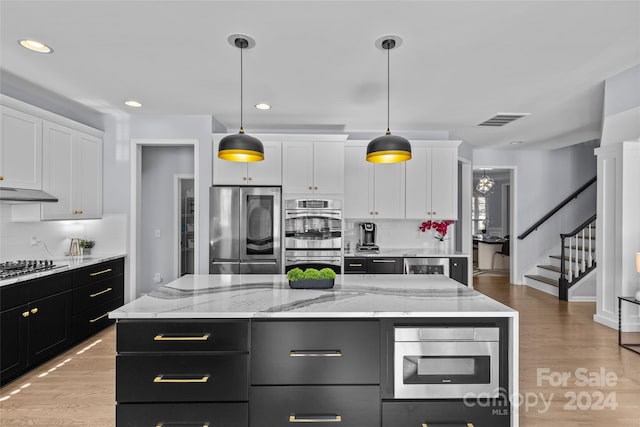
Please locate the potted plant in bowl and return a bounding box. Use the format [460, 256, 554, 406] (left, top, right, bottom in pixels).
[287, 267, 336, 289]
[79, 239, 95, 255]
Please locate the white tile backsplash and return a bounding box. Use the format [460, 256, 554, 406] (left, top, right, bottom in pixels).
[344, 218, 455, 252]
[0, 206, 127, 261]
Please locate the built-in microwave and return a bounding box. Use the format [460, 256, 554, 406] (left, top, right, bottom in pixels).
[394, 326, 500, 399]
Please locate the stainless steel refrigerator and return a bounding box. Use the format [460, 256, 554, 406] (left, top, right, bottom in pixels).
[209, 186, 282, 274]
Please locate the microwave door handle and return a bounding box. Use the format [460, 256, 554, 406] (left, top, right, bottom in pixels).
[421, 424, 474, 427]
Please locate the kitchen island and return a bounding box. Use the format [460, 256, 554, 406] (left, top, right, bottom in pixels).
[110, 274, 518, 427]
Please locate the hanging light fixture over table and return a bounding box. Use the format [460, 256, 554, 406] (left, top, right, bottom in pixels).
[475, 170, 495, 196]
[366, 36, 411, 163]
[218, 35, 264, 162]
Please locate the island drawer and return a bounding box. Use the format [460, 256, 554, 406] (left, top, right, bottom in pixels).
[251, 320, 379, 385]
[382, 401, 510, 427]
[116, 354, 248, 402]
[344, 257, 367, 273]
[72, 258, 124, 286]
[116, 402, 248, 427]
[72, 274, 123, 314]
[250, 385, 380, 427]
[117, 320, 249, 352]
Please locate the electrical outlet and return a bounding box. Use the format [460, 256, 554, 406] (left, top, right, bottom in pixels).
[153, 272, 162, 283]
[30, 236, 41, 246]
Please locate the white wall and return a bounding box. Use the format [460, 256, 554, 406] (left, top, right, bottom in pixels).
[474, 142, 597, 283]
[139, 146, 194, 295]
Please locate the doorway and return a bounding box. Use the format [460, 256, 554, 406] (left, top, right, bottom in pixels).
[176, 176, 195, 276]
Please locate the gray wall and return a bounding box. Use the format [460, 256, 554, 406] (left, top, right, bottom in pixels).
[139, 146, 194, 294]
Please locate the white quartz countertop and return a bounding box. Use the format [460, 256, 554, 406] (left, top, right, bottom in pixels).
[110, 274, 515, 319]
[0, 254, 126, 287]
[344, 249, 469, 257]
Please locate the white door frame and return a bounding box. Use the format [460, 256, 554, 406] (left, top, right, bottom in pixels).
[473, 165, 519, 284]
[129, 139, 200, 300]
[458, 157, 474, 287]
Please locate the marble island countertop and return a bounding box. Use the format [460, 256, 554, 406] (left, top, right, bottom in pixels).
[110, 274, 516, 319]
[0, 253, 126, 287]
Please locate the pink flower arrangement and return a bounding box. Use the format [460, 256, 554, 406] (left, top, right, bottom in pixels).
[419, 220, 455, 241]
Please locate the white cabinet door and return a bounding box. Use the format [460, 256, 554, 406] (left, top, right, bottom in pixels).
[429, 146, 457, 219]
[74, 133, 102, 219]
[344, 145, 372, 218]
[42, 122, 103, 220]
[246, 141, 282, 185]
[0, 106, 42, 189]
[213, 150, 247, 185]
[405, 146, 430, 219]
[42, 122, 74, 219]
[282, 142, 314, 194]
[373, 162, 405, 218]
[313, 142, 344, 194]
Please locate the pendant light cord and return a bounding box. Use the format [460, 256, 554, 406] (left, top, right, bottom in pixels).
[387, 42, 390, 134]
[240, 42, 244, 133]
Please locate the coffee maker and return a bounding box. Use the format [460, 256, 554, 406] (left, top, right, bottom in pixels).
[356, 222, 379, 253]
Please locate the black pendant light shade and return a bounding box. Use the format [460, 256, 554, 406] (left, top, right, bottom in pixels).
[218, 129, 264, 162]
[367, 37, 411, 163]
[218, 36, 264, 162]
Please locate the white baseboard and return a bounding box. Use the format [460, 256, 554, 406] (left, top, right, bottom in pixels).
[593, 313, 618, 330]
[568, 296, 596, 302]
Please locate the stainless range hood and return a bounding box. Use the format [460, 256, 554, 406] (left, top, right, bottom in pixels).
[0, 187, 58, 203]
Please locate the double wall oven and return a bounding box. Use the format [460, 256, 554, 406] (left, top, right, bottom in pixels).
[284, 199, 342, 273]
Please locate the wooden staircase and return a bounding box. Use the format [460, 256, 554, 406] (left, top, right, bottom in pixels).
[524, 216, 596, 300]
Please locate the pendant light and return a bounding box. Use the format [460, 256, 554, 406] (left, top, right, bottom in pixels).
[218, 36, 264, 162]
[475, 170, 495, 196]
[366, 37, 411, 163]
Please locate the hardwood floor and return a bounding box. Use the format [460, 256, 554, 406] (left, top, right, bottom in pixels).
[1, 277, 639, 426]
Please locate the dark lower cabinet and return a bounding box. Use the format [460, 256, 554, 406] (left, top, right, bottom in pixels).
[0, 304, 29, 383]
[344, 257, 403, 274]
[116, 402, 248, 427]
[28, 290, 73, 366]
[449, 257, 469, 286]
[251, 386, 380, 427]
[382, 401, 510, 427]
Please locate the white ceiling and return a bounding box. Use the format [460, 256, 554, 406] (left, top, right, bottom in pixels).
[1, 1, 638, 150]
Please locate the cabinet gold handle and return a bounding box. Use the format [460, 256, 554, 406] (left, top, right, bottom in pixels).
[156, 423, 209, 427]
[154, 333, 210, 341]
[349, 263, 363, 267]
[370, 211, 374, 215]
[79, 210, 83, 214]
[248, 177, 252, 181]
[375, 211, 379, 215]
[89, 268, 112, 277]
[432, 211, 436, 215]
[30, 307, 38, 315]
[90, 287, 113, 298]
[243, 177, 247, 180]
[290, 350, 342, 357]
[89, 312, 109, 323]
[308, 186, 313, 190]
[0, 176, 4, 180]
[289, 414, 342, 423]
[314, 186, 318, 190]
[153, 375, 209, 383]
[422, 424, 474, 427]
[372, 259, 395, 263]
[22, 311, 30, 318]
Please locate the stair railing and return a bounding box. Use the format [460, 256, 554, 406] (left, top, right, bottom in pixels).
[558, 214, 596, 301]
[518, 176, 596, 240]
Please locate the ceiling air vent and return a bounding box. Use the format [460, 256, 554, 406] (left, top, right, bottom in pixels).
[477, 113, 530, 127]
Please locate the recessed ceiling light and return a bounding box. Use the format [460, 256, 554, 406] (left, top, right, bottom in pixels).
[510, 141, 524, 145]
[18, 39, 53, 54]
[124, 100, 143, 108]
[255, 103, 271, 110]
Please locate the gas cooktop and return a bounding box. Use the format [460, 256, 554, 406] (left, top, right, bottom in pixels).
[0, 260, 61, 280]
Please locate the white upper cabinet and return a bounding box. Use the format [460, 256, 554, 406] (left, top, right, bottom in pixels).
[405, 142, 460, 220]
[213, 138, 282, 186]
[344, 144, 405, 219]
[0, 106, 43, 189]
[41, 121, 103, 220]
[282, 141, 344, 194]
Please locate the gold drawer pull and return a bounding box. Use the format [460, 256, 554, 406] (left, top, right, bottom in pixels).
[422, 424, 474, 427]
[89, 268, 113, 277]
[153, 375, 209, 383]
[90, 287, 113, 298]
[0, 176, 4, 180]
[372, 259, 395, 263]
[22, 311, 30, 318]
[89, 312, 109, 323]
[290, 350, 342, 357]
[290, 414, 342, 423]
[156, 423, 210, 427]
[30, 307, 39, 315]
[348, 263, 363, 267]
[154, 333, 210, 341]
